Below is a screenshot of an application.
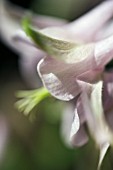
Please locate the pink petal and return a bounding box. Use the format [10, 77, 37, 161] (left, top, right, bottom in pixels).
[1, 0, 66, 52]
[77, 68, 103, 84]
[76, 99, 86, 124]
[61, 104, 80, 147]
[13, 31, 45, 87]
[38, 55, 96, 100]
[0, 0, 22, 51]
[64, 101, 88, 147]
[32, 14, 67, 29]
[95, 35, 113, 67]
[22, 1, 113, 46]
[80, 81, 113, 148]
[65, 1, 113, 42]
[96, 20, 113, 40]
[4, 1, 67, 88]
[19, 50, 44, 88]
[37, 34, 113, 101]
[71, 125, 88, 147]
[38, 57, 80, 100]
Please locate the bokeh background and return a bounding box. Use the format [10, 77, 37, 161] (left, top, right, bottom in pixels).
[0, 0, 113, 170]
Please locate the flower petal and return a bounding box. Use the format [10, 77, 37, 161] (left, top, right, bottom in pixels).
[98, 143, 110, 170]
[66, 1, 113, 42]
[31, 14, 67, 28]
[0, 0, 22, 51]
[38, 55, 96, 100]
[95, 35, 113, 67]
[24, 18, 113, 67]
[70, 108, 80, 140]
[80, 81, 113, 168]
[61, 103, 80, 147]
[81, 81, 103, 137]
[23, 1, 113, 45]
[13, 30, 45, 87]
[22, 19, 79, 62]
[36, 33, 113, 100]
[38, 57, 79, 100]
[96, 20, 113, 40]
[71, 125, 88, 147]
[1, 0, 67, 88]
[1, 0, 66, 51]
[81, 81, 113, 147]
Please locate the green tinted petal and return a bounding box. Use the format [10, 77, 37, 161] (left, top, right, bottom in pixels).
[22, 17, 79, 61]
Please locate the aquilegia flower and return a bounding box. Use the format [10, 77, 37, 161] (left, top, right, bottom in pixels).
[14, 1, 113, 98]
[14, 0, 113, 142]
[13, 1, 113, 168]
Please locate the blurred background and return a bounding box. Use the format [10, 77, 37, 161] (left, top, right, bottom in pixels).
[0, 0, 113, 170]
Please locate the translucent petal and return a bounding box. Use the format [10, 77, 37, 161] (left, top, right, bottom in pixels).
[66, 1, 113, 42]
[38, 56, 96, 100]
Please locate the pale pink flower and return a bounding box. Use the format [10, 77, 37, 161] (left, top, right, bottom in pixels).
[7, 0, 112, 158]
[14, 1, 113, 139]
[34, 1, 113, 101]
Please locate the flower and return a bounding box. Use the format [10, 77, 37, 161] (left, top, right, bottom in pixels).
[13, 1, 113, 167]
[1, 0, 113, 169]
[13, 1, 113, 98]
[14, 0, 113, 139]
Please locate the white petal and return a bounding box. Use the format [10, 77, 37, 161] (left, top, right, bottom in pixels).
[66, 1, 113, 42]
[38, 54, 96, 100]
[71, 125, 88, 147]
[70, 108, 80, 139]
[95, 35, 113, 67]
[98, 143, 110, 170]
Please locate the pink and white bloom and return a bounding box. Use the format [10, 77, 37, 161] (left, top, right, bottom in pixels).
[14, 1, 113, 142]
[7, 1, 113, 168]
[32, 1, 113, 101]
